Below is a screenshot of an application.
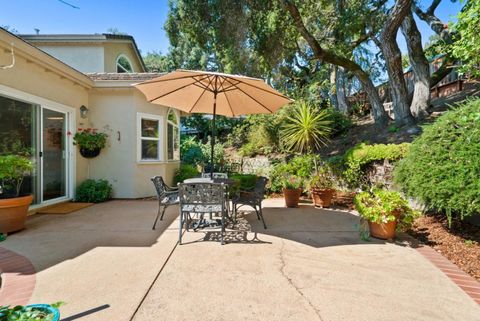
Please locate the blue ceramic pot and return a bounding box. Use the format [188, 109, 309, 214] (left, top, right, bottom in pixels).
[26, 304, 60, 321]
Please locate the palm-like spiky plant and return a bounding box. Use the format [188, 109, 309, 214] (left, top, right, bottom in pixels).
[281, 101, 332, 154]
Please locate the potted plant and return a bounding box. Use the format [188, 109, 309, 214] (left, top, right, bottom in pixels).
[308, 168, 336, 208]
[0, 155, 34, 234]
[354, 188, 417, 240]
[282, 175, 303, 208]
[73, 128, 108, 158]
[0, 303, 62, 321]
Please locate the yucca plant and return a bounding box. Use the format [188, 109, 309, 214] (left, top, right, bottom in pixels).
[280, 101, 332, 154]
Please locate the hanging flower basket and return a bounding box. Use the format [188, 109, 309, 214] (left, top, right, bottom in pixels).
[73, 128, 107, 159]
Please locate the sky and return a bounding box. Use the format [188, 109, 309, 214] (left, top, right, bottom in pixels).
[0, 0, 464, 56]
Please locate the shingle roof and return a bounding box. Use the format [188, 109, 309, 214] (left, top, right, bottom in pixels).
[86, 72, 165, 81]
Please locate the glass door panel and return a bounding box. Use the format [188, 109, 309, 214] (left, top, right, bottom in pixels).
[42, 108, 66, 201]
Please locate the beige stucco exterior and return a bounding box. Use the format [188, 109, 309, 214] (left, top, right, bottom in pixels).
[104, 42, 144, 73]
[88, 87, 179, 198]
[0, 30, 178, 207]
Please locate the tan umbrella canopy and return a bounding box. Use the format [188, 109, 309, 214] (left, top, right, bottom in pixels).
[135, 69, 292, 174]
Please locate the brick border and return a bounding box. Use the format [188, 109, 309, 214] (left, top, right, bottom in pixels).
[416, 245, 480, 305]
[0, 247, 36, 306]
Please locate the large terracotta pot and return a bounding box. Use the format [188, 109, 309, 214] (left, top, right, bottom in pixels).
[333, 191, 357, 208]
[311, 188, 335, 208]
[368, 220, 398, 240]
[0, 195, 33, 234]
[283, 188, 302, 208]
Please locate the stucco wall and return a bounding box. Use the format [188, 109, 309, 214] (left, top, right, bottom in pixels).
[0, 44, 90, 196]
[104, 42, 144, 73]
[88, 88, 178, 198]
[32, 44, 105, 73]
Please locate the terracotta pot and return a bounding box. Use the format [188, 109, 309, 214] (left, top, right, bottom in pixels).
[80, 147, 101, 158]
[0, 195, 33, 234]
[311, 188, 335, 208]
[333, 191, 357, 208]
[283, 188, 302, 208]
[368, 220, 397, 240]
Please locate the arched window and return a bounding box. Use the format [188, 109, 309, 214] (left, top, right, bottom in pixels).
[116, 54, 133, 73]
[167, 109, 180, 160]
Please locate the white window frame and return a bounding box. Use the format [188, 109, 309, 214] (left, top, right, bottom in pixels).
[166, 108, 180, 161]
[137, 113, 163, 162]
[116, 54, 133, 73]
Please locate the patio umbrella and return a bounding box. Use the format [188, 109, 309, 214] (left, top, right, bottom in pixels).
[135, 70, 292, 176]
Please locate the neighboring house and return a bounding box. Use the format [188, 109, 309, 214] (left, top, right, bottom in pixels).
[0, 28, 180, 210]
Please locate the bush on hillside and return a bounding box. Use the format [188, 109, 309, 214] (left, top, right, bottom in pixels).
[180, 136, 204, 166]
[327, 109, 352, 137]
[76, 179, 112, 203]
[342, 142, 410, 187]
[394, 99, 480, 223]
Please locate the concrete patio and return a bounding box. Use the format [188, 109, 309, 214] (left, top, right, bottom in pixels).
[1, 199, 479, 321]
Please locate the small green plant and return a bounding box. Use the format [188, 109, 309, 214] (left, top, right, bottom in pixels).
[73, 128, 108, 151]
[464, 240, 476, 247]
[354, 189, 418, 230]
[269, 154, 319, 193]
[0, 155, 33, 198]
[174, 164, 199, 184]
[387, 125, 399, 133]
[327, 109, 352, 137]
[0, 302, 63, 321]
[282, 175, 303, 190]
[308, 167, 336, 190]
[75, 179, 112, 203]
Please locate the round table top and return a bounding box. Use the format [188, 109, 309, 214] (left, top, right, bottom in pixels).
[183, 177, 236, 185]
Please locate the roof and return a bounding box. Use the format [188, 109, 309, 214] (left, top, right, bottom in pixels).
[87, 73, 165, 81]
[0, 28, 93, 88]
[19, 33, 147, 72]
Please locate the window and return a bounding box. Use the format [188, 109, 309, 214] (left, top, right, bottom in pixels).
[137, 113, 163, 161]
[167, 109, 180, 161]
[116, 55, 133, 73]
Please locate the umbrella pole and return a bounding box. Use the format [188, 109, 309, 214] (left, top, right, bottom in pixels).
[210, 91, 217, 179]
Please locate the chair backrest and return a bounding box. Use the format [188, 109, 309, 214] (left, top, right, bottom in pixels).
[254, 176, 268, 196]
[201, 172, 228, 179]
[151, 176, 167, 197]
[178, 182, 226, 206]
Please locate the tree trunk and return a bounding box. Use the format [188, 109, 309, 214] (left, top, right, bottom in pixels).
[401, 11, 430, 119]
[282, 0, 388, 126]
[330, 67, 339, 110]
[379, 0, 415, 126]
[336, 66, 350, 114]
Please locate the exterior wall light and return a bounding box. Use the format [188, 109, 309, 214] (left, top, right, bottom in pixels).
[80, 105, 89, 119]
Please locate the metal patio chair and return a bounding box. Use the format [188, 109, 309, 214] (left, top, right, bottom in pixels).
[232, 176, 268, 229]
[151, 176, 179, 230]
[178, 182, 228, 245]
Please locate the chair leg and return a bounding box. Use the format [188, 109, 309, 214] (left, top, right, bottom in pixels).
[258, 204, 267, 229]
[255, 206, 261, 220]
[221, 208, 226, 245]
[179, 210, 183, 245]
[160, 205, 167, 221]
[152, 205, 164, 230]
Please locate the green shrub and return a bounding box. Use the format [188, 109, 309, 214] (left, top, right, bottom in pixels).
[229, 173, 258, 191]
[76, 179, 112, 203]
[174, 164, 199, 184]
[394, 99, 480, 223]
[327, 109, 352, 137]
[342, 143, 410, 187]
[0, 155, 33, 197]
[269, 154, 319, 192]
[180, 136, 205, 166]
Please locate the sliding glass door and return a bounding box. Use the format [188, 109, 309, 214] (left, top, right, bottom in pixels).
[0, 94, 71, 205]
[42, 108, 67, 201]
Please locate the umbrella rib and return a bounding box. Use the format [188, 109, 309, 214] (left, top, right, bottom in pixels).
[188, 76, 215, 113]
[147, 75, 210, 102]
[223, 82, 274, 113]
[138, 73, 205, 85]
[221, 77, 290, 100]
[223, 91, 236, 117]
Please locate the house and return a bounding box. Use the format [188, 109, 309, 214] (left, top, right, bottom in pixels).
[0, 28, 180, 210]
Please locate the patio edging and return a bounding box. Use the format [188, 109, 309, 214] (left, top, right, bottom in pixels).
[415, 245, 480, 305]
[0, 247, 36, 306]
